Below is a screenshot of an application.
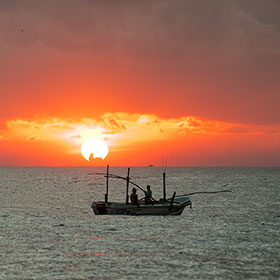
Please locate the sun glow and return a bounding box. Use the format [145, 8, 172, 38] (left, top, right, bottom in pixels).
[2, 114, 280, 166]
[81, 138, 109, 161]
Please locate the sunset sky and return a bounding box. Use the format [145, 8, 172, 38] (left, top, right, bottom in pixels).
[0, 0, 280, 166]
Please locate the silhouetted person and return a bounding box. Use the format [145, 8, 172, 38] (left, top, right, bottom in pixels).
[145, 185, 153, 204]
[130, 188, 139, 206]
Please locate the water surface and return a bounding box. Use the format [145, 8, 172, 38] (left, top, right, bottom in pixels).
[0, 167, 279, 279]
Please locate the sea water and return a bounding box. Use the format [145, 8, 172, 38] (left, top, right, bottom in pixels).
[0, 166, 279, 279]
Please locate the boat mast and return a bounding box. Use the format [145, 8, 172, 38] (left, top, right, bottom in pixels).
[163, 172, 166, 201]
[126, 167, 130, 204]
[105, 165, 109, 203]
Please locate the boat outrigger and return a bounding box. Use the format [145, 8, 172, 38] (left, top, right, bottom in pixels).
[90, 165, 192, 216]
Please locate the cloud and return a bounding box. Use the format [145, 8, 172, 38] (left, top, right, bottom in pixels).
[0, 1, 279, 124]
[70, 134, 81, 139]
[4, 113, 280, 148]
[1, 112, 280, 166]
[26, 135, 40, 142]
[1, 0, 279, 58]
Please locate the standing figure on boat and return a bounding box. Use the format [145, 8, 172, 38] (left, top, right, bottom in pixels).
[130, 187, 139, 206]
[145, 185, 153, 204]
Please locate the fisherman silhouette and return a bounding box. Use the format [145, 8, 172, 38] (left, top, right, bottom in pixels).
[145, 185, 153, 204]
[130, 188, 140, 207]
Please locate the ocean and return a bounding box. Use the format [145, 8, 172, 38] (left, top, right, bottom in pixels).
[0, 166, 279, 279]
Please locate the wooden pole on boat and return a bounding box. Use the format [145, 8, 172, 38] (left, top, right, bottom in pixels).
[163, 172, 166, 201]
[169, 191, 176, 210]
[126, 167, 130, 204]
[105, 165, 109, 203]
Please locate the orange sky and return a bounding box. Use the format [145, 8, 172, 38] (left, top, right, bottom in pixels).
[0, 1, 280, 166]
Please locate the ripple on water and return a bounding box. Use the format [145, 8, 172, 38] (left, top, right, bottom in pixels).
[0, 166, 279, 279]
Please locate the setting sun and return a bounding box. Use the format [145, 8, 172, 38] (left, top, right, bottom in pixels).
[81, 138, 109, 161]
[0, 1, 279, 168]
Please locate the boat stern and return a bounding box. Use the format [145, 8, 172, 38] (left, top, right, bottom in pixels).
[91, 202, 107, 215]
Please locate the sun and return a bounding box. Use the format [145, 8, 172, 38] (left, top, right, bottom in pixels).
[81, 138, 109, 161]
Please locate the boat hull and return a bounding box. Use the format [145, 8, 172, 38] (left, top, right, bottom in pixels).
[91, 197, 192, 216]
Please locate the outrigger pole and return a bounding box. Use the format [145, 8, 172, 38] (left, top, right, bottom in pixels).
[126, 167, 130, 204]
[105, 165, 109, 203]
[175, 184, 231, 198]
[90, 167, 146, 193]
[163, 172, 166, 201]
[175, 189, 231, 197]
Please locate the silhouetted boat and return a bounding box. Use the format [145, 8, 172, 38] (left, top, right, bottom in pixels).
[90, 166, 192, 216]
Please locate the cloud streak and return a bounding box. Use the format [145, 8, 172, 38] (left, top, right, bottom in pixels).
[1, 113, 279, 166]
[3, 113, 280, 144]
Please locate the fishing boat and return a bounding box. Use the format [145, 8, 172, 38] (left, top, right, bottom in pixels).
[90, 166, 192, 216]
